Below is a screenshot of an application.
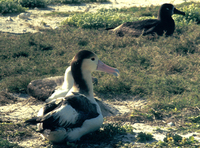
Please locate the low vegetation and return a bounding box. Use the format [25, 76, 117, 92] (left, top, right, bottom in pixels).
[0, 0, 27, 14]
[0, 121, 32, 148]
[62, 3, 200, 28]
[1, 1, 200, 147]
[0, 0, 108, 14]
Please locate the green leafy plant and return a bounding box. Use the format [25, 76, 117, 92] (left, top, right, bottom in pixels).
[0, 138, 20, 148]
[16, 0, 47, 8]
[188, 115, 200, 123]
[83, 123, 127, 142]
[163, 132, 198, 146]
[136, 132, 154, 143]
[62, 3, 200, 29]
[0, 0, 27, 14]
[173, 3, 200, 25]
[52, 0, 107, 4]
[0, 122, 33, 147]
[62, 8, 142, 29]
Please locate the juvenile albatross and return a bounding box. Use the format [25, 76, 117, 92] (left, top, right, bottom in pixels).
[25, 50, 119, 143]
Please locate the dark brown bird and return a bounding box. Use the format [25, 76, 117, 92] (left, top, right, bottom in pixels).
[108, 3, 185, 37]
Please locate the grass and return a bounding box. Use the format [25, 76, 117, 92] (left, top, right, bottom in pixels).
[0, 122, 132, 148]
[1, 2, 200, 147]
[0, 121, 33, 148]
[61, 2, 200, 29]
[43, 11, 82, 17]
[0, 0, 27, 14]
[0, 0, 108, 14]
[0, 138, 21, 148]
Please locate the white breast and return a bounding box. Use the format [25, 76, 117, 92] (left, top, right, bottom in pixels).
[46, 66, 74, 102]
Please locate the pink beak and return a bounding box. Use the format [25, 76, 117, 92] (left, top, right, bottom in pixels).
[96, 60, 120, 77]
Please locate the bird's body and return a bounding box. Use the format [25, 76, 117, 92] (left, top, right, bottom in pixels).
[25, 50, 119, 143]
[36, 93, 102, 142]
[109, 3, 185, 37]
[45, 66, 73, 103]
[46, 66, 98, 103]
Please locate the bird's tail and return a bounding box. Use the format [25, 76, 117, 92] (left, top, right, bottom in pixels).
[25, 117, 45, 133]
[105, 27, 114, 30]
[25, 117, 40, 125]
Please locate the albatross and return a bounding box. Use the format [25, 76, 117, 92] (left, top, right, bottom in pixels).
[107, 3, 185, 37]
[25, 50, 119, 143]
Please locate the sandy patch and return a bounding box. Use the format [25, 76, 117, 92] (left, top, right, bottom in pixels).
[1, 93, 200, 147]
[0, 93, 150, 147]
[0, 0, 198, 34]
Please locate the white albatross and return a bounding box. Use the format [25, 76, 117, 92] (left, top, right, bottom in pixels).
[25, 50, 119, 143]
[45, 66, 73, 103]
[45, 66, 98, 103]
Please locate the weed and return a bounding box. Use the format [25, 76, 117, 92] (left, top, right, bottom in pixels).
[188, 115, 200, 123]
[0, 0, 109, 14]
[163, 132, 198, 146]
[41, 20, 47, 26]
[43, 11, 81, 17]
[0, 0, 27, 14]
[81, 123, 127, 143]
[0, 122, 32, 147]
[136, 132, 154, 143]
[40, 123, 130, 147]
[51, 0, 107, 4]
[173, 3, 200, 25]
[0, 138, 20, 148]
[17, 0, 47, 8]
[62, 8, 141, 29]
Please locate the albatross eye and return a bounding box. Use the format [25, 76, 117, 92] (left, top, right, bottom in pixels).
[91, 58, 95, 61]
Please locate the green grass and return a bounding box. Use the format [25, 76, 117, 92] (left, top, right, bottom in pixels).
[136, 132, 154, 143]
[0, 122, 131, 147]
[0, 138, 21, 148]
[62, 8, 153, 29]
[1, 2, 200, 110]
[1, 2, 200, 147]
[0, 122, 33, 148]
[44, 11, 82, 17]
[0, 0, 27, 14]
[0, 0, 108, 14]
[61, 2, 200, 29]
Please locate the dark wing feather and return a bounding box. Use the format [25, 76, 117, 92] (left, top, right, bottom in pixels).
[116, 19, 160, 36]
[63, 94, 99, 128]
[25, 99, 64, 132]
[123, 19, 159, 30]
[43, 98, 63, 115]
[25, 99, 63, 125]
[26, 94, 99, 132]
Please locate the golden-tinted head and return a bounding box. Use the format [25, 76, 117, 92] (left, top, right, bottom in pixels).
[71, 50, 98, 73]
[71, 50, 119, 77]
